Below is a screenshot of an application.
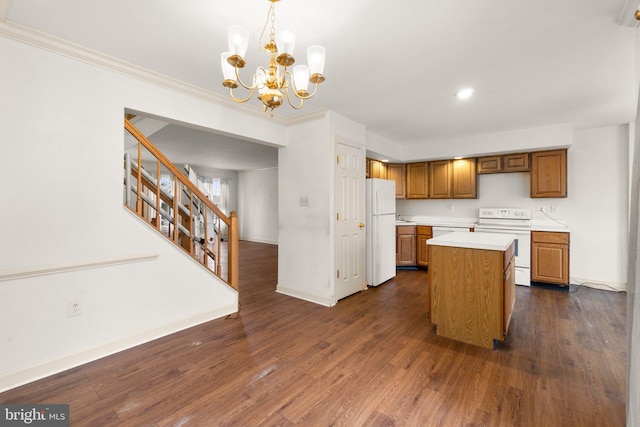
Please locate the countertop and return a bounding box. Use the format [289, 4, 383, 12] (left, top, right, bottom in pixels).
[531, 219, 570, 233]
[427, 231, 515, 251]
[396, 216, 477, 228]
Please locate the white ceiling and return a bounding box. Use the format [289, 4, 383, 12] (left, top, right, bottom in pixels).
[4, 0, 639, 170]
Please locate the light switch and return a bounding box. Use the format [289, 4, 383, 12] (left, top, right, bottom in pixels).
[299, 196, 309, 206]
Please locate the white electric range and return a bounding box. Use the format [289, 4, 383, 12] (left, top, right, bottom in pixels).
[474, 208, 532, 286]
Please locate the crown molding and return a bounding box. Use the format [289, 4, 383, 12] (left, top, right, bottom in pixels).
[616, 0, 640, 27]
[0, 20, 299, 125]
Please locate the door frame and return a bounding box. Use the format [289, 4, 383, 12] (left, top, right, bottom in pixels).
[332, 137, 367, 304]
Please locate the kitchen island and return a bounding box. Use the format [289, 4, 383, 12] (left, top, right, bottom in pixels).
[427, 232, 516, 349]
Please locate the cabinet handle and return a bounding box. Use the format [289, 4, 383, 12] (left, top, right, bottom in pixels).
[359, 223, 365, 228]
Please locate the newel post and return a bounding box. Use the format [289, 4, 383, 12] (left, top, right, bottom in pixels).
[229, 211, 239, 291]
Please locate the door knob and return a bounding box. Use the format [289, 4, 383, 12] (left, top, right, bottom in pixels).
[359, 223, 365, 228]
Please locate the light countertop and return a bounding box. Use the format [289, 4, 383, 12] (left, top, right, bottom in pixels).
[397, 216, 476, 228]
[531, 220, 570, 233]
[427, 231, 515, 251]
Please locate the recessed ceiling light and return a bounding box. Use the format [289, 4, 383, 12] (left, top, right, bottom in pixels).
[456, 88, 475, 100]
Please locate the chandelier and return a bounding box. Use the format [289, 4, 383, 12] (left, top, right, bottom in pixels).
[220, 0, 326, 116]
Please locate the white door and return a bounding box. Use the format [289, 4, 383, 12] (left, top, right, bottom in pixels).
[335, 141, 366, 301]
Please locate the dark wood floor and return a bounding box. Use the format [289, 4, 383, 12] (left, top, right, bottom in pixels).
[0, 241, 628, 426]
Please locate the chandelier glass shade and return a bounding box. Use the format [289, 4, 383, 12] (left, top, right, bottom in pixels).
[221, 0, 326, 115]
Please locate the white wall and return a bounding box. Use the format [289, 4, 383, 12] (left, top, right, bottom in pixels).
[0, 35, 286, 391]
[276, 111, 366, 306]
[396, 125, 629, 289]
[277, 114, 333, 305]
[238, 168, 278, 244]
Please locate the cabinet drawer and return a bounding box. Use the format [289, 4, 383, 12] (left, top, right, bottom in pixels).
[532, 231, 569, 244]
[397, 225, 416, 235]
[416, 225, 432, 235]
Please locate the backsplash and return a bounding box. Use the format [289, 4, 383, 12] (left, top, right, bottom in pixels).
[396, 172, 569, 225]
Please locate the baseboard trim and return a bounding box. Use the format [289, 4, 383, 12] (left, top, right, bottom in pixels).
[570, 277, 627, 292]
[0, 303, 237, 393]
[276, 285, 335, 307]
[240, 237, 278, 245]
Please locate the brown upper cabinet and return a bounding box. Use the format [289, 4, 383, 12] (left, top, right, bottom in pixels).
[429, 160, 452, 199]
[406, 162, 429, 199]
[530, 149, 567, 198]
[503, 153, 530, 172]
[429, 158, 477, 199]
[477, 156, 502, 174]
[478, 152, 529, 174]
[452, 158, 477, 198]
[367, 158, 387, 179]
[387, 163, 406, 199]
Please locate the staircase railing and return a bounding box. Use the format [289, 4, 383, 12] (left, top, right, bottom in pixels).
[123, 118, 238, 291]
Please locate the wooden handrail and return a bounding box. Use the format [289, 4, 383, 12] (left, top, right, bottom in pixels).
[124, 118, 238, 291]
[124, 118, 231, 227]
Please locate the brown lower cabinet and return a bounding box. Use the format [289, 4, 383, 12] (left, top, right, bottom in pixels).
[531, 231, 570, 286]
[396, 225, 416, 266]
[416, 226, 432, 267]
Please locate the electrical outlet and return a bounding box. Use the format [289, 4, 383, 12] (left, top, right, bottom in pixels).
[538, 206, 546, 213]
[550, 205, 557, 214]
[67, 300, 82, 317]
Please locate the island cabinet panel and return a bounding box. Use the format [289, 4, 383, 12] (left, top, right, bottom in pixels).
[429, 243, 515, 349]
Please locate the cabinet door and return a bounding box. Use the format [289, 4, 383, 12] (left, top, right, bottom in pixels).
[368, 159, 387, 179]
[406, 162, 429, 199]
[397, 234, 416, 266]
[503, 153, 530, 172]
[530, 149, 567, 198]
[417, 233, 430, 266]
[477, 156, 502, 174]
[387, 163, 406, 199]
[452, 158, 477, 199]
[429, 160, 452, 199]
[531, 242, 569, 285]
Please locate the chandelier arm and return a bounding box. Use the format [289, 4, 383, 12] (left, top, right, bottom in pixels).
[284, 86, 305, 110]
[300, 81, 320, 100]
[228, 86, 256, 103]
[233, 66, 259, 91]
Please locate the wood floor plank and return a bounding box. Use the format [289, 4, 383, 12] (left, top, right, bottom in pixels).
[0, 241, 628, 426]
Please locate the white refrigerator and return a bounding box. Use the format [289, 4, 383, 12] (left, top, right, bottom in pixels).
[366, 178, 396, 287]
